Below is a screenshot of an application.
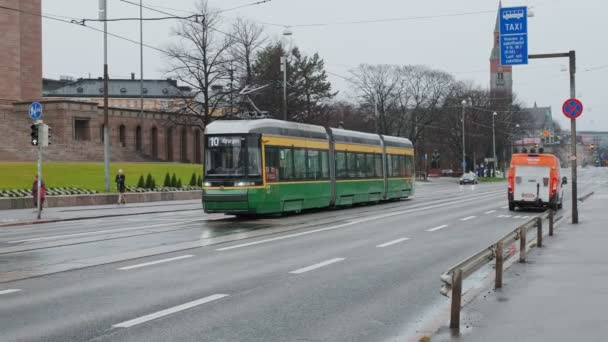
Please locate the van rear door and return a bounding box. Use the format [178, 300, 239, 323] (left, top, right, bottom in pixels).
[514, 165, 551, 203]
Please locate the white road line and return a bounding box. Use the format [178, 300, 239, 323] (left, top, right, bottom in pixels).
[521, 215, 530, 219]
[8, 222, 189, 243]
[217, 192, 504, 251]
[426, 224, 448, 232]
[112, 294, 228, 328]
[376, 237, 410, 248]
[514, 215, 522, 219]
[118, 255, 194, 271]
[460, 216, 477, 221]
[289, 258, 345, 274]
[0, 289, 22, 295]
[484, 210, 497, 214]
[501, 206, 509, 209]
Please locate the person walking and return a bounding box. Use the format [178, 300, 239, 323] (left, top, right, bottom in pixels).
[115, 169, 126, 204]
[31, 176, 46, 210]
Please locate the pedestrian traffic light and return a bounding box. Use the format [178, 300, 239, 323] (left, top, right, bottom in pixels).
[39, 124, 49, 147]
[30, 124, 39, 146]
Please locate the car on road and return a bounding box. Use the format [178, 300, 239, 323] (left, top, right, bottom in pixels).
[459, 172, 478, 185]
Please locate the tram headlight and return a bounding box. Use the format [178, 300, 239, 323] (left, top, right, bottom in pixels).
[234, 181, 255, 187]
[203, 181, 212, 187]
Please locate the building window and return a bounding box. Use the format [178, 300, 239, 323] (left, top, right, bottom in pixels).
[77, 87, 84, 94]
[74, 118, 91, 141]
[498, 72, 504, 80]
[135, 126, 142, 152]
[120, 88, 127, 94]
[119, 125, 126, 147]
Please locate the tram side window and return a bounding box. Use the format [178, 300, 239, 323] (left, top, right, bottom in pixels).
[347, 152, 358, 178]
[279, 148, 295, 180]
[265, 147, 280, 182]
[307, 149, 321, 179]
[405, 155, 414, 177]
[366, 154, 375, 177]
[320, 151, 329, 179]
[392, 154, 401, 177]
[293, 148, 307, 179]
[375, 154, 383, 177]
[336, 151, 347, 179]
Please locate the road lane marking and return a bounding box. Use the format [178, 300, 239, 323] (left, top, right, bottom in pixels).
[484, 210, 497, 214]
[460, 216, 476, 221]
[514, 215, 522, 219]
[216, 192, 504, 251]
[426, 225, 448, 232]
[498, 215, 512, 218]
[118, 255, 194, 271]
[501, 206, 509, 209]
[521, 216, 530, 219]
[112, 294, 228, 328]
[376, 237, 410, 248]
[0, 289, 21, 295]
[289, 258, 345, 274]
[8, 222, 190, 243]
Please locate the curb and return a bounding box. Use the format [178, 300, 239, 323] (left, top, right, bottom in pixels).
[0, 207, 201, 228]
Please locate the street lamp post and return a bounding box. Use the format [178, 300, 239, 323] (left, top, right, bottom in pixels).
[99, 0, 110, 193]
[492, 111, 497, 177]
[281, 27, 292, 121]
[461, 100, 467, 173]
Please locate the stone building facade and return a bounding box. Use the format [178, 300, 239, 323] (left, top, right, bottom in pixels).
[0, 0, 203, 163]
[0, 100, 203, 163]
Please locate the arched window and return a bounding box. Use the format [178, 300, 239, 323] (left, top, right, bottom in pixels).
[151, 127, 158, 158]
[166, 127, 174, 161]
[194, 129, 202, 164]
[180, 127, 188, 162]
[119, 125, 126, 147]
[135, 126, 142, 152]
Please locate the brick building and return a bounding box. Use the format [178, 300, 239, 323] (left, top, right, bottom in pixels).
[0, 0, 203, 163]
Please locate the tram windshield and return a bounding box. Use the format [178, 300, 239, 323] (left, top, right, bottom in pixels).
[205, 135, 261, 178]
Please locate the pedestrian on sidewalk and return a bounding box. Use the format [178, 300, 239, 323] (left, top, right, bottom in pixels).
[115, 169, 126, 205]
[31, 176, 46, 210]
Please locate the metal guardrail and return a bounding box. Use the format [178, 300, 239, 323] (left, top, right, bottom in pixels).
[439, 210, 556, 332]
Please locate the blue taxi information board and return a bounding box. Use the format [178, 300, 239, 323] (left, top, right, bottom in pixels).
[499, 6, 528, 65]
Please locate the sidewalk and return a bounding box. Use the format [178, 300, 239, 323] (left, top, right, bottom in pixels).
[0, 199, 202, 227]
[437, 184, 608, 341]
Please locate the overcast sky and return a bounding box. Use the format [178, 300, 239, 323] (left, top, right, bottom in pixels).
[41, 0, 607, 131]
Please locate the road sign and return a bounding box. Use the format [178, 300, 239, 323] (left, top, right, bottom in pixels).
[29, 102, 42, 120]
[499, 6, 528, 65]
[562, 98, 583, 119]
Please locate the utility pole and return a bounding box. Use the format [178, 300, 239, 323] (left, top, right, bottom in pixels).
[493, 111, 498, 177]
[281, 55, 287, 121]
[461, 100, 467, 173]
[528, 51, 578, 224]
[100, 0, 111, 193]
[139, 0, 144, 117]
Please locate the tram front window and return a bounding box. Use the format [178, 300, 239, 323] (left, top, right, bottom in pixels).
[205, 135, 261, 182]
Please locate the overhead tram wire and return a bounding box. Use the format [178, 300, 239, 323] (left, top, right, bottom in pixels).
[0, 4, 168, 54]
[257, 9, 496, 28]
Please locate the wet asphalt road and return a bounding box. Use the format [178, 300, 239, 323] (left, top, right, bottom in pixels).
[0, 172, 597, 342]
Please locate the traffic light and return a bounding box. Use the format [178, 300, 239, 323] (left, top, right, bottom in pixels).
[30, 124, 39, 146]
[47, 126, 52, 145]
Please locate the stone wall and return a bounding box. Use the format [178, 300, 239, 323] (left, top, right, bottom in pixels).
[0, 190, 202, 210]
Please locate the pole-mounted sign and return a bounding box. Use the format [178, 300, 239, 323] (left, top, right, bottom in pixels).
[499, 6, 528, 65]
[562, 98, 583, 120]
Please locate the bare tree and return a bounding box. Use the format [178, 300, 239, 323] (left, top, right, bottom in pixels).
[165, 0, 234, 130]
[230, 18, 266, 85]
[348, 64, 401, 134]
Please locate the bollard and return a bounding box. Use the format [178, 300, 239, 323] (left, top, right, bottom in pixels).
[495, 242, 503, 289]
[519, 225, 527, 263]
[549, 210, 554, 236]
[537, 217, 543, 248]
[450, 269, 463, 331]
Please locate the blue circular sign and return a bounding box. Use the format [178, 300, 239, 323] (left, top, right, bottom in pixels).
[29, 102, 42, 120]
[562, 98, 583, 119]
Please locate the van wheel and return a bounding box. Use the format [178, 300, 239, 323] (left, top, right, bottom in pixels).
[508, 202, 515, 211]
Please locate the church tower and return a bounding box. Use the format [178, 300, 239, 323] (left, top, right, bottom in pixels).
[0, 0, 42, 104]
[490, 2, 513, 100]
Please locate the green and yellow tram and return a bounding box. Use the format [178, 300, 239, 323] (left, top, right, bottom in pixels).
[202, 119, 414, 215]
